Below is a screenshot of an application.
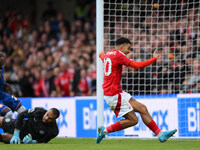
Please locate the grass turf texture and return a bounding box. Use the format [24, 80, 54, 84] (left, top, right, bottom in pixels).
[0, 138, 199, 150]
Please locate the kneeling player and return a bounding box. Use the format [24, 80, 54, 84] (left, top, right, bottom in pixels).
[0, 107, 59, 144]
[0, 52, 25, 118]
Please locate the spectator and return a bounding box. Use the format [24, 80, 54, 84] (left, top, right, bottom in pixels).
[42, 1, 57, 22]
[17, 67, 35, 97]
[35, 69, 49, 97]
[72, 56, 87, 96]
[0, 1, 200, 97]
[78, 68, 90, 96]
[55, 56, 74, 96]
[182, 59, 200, 93]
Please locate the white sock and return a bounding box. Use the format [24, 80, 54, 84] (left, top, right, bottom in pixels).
[4, 110, 13, 119]
[16, 105, 26, 113]
[104, 128, 108, 135]
[157, 131, 162, 138]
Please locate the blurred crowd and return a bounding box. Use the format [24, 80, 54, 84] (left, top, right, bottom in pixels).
[1, 0, 200, 97]
[104, 1, 200, 94]
[0, 0, 97, 97]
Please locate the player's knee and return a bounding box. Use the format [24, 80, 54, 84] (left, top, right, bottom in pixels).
[1, 106, 12, 118]
[131, 120, 138, 126]
[130, 116, 138, 126]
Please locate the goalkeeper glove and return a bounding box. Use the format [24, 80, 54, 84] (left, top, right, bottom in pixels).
[10, 130, 21, 144]
[22, 134, 37, 144]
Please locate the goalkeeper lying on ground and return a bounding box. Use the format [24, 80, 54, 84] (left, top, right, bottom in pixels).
[0, 107, 59, 144]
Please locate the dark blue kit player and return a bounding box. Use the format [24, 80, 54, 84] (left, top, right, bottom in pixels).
[0, 52, 25, 118]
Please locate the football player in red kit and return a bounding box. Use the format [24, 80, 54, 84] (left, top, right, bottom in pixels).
[96, 37, 177, 144]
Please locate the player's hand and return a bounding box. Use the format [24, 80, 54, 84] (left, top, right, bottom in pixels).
[153, 49, 159, 59]
[10, 130, 21, 144]
[23, 133, 32, 144]
[99, 51, 105, 58]
[10, 137, 20, 144]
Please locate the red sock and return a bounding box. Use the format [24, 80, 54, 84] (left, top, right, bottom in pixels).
[106, 121, 124, 133]
[147, 120, 161, 136]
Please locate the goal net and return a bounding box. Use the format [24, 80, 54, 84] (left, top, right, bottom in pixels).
[101, 0, 200, 138]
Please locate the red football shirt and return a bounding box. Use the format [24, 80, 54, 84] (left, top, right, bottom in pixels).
[78, 78, 90, 96]
[102, 50, 131, 96]
[56, 70, 74, 96]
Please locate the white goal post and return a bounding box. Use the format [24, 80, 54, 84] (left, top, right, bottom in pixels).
[96, 0, 104, 128]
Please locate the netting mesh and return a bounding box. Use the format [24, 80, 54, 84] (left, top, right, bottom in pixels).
[103, 0, 200, 95]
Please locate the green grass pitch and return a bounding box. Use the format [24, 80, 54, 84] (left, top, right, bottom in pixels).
[0, 138, 199, 150]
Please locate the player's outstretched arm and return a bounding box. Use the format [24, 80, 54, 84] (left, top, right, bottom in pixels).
[10, 108, 39, 144]
[15, 109, 33, 130]
[10, 109, 35, 144]
[99, 51, 106, 62]
[128, 49, 159, 69]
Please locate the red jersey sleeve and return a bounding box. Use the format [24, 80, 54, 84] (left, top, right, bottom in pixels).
[118, 51, 131, 67]
[129, 57, 157, 69]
